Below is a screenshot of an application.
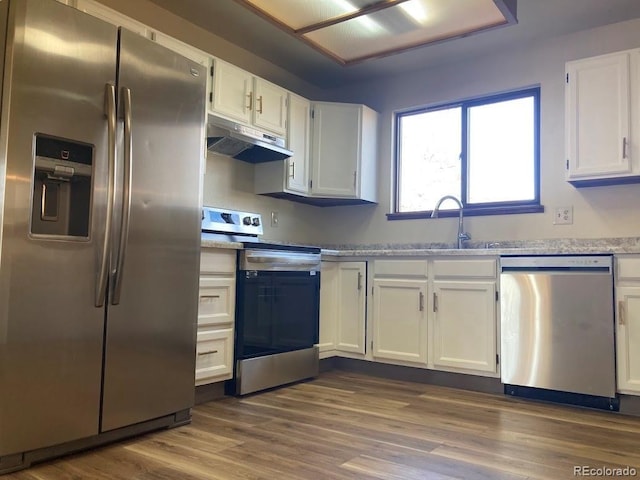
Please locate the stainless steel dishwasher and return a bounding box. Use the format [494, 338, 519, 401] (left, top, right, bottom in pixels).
[500, 255, 617, 409]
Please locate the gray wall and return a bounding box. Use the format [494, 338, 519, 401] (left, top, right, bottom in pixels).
[311, 18, 640, 246]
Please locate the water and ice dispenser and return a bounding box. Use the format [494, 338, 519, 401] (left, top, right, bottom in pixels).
[31, 135, 93, 238]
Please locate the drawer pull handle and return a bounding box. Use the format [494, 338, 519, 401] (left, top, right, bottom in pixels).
[419, 292, 424, 311]
[198, 350, 219, 356]
[433, 292, 438, 312]
[619, 300, 626, 326]
[201, 295, 221, 299]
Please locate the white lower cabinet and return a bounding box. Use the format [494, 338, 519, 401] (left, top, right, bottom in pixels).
[431, 258, 498, 376]
[336, 262, 367, 354]
[318, 261, 338, 355]
[195, 329, 233, 385]
[323, 256, 499, 377]
[432, 280, 497, 373]
[615, 256, 640, 395]
[196, 249, 236, 386]
[371, 259, 428, 365]
[372, 278, 427, 364]
[318, 261, 366, 357]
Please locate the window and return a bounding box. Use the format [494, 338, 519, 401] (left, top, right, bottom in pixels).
[392, 87, 541, 218]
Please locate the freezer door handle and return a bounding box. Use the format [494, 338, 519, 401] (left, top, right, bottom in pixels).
[96, 83, 117, 307]
[112, 87, 133, 305]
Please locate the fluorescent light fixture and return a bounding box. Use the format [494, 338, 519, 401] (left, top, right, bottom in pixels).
[399, 0, 428, 24]
[237, 0, 517, 65]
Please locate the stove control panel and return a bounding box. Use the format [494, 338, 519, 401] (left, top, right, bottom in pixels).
[202, 206, 263, 236]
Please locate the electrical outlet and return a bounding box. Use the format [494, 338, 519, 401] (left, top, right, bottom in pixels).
[271, 211, 279, 227]
[554, 206, 573, 225]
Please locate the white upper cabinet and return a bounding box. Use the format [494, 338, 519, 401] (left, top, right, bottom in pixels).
[210, 58, 287, 136]
[253, 77, 287, 136]
[566, 49, 640, 185]
[75, 0, 152, 38]
[310, 102, 378, 202]
[254, 92, 310, 196]
[210, 59, 253, 125]
[285, 93, 311, 194]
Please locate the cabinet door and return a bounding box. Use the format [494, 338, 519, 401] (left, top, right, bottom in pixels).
[319, 262, 339, 352]
[75, 0, 152, 38]
[195, 328, 234, 385]
[253, 78, 287, 136]
[372, 279, 427, 364]
[286, 93, 311, 194]
[336, 262, 366, 354]
[616, 287, 640, 394]
[311, 103, 360, 198]
[432, 281, 497, 374]
[211, 59, 252, 123]
[198, 277, 235, 328]
[566, 51, 632, 180]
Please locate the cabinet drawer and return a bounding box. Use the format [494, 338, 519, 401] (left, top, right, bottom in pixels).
[374, 259, 428, 278]
[432, 259, 496, 278]
[201, 249, 236, 274]
[198, 277, 235, 327]
[617, 256, 640, 281]
[195, 328, 233, 385]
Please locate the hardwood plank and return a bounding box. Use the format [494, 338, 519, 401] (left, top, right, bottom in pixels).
[4, 369, 640, 479]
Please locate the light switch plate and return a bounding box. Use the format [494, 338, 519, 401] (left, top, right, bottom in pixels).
[554, 206, 573, 225]
[271, 211, 279, 227]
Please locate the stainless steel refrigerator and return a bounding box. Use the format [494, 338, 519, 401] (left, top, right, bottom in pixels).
[0, 0, 205, 472]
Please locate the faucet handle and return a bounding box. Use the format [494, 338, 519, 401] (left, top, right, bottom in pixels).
[459, 232, 471, 241]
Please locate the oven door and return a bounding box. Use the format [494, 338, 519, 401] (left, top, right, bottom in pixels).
[235, 271, 320, 359]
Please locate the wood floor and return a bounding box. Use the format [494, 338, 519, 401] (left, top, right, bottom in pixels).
[7, 370, 640, 480]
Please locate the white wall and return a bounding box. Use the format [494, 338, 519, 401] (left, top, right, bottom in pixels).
[310, 18, 640, 246]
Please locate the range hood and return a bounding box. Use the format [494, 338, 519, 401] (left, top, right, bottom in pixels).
[206, 114, 292, 163]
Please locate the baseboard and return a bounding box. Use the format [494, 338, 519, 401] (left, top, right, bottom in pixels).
[328, 357, 503, 395]
[195, 382, 226, 405]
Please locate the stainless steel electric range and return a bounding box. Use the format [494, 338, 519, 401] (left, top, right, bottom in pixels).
[202, 206, 321, 395]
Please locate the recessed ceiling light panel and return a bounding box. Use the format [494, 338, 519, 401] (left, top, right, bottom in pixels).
[237, 0, 517, 65]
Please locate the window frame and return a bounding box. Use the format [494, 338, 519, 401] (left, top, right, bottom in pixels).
[389, 87, 543, 220]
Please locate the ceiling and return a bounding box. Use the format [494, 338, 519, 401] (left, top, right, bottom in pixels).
[146, 0, 640, 89]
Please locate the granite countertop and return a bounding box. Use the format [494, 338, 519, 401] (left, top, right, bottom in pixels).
[201, 238, 243, 250]
[319, 237, 640, 257]
[201, 236, 640, 256]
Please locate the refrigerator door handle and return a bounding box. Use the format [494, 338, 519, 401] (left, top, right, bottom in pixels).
[112, 87, 133, 305]
[96, 83, 117, 307]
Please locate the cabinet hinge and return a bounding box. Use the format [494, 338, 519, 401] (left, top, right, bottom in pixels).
[210, 65, 214, 77]
[566, 159, 569, 170]
[496, 354, 500, 365]
[309, 179, 313, 189]
[495, 291, 499, 302]
[209, 92, 213, 103]
[371, 340, 373, 351]
[311, 109, 315, 119]
[566, 72, 569, 83]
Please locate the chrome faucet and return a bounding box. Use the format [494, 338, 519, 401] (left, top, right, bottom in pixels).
[430, 195, 470, 249]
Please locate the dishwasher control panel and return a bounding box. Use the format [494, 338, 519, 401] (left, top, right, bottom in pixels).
[500, 255, 612, 270]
